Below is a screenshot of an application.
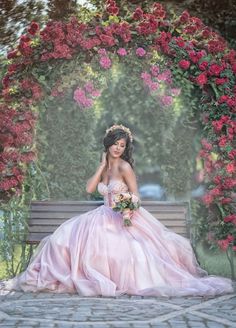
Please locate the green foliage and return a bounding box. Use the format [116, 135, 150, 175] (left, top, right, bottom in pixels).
[36, 99, 99, 200]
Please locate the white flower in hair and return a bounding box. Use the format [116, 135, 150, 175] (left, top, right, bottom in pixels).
[105, 124, 133, 142]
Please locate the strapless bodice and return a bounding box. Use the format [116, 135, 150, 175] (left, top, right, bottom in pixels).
[98, 180, 129, 207]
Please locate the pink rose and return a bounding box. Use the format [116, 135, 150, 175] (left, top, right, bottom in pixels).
[117, 48, 127, 56]
[198, 61, 208, 71]
[161, 95, 173, 106]
[226, 163, 235, 174]
[150, 65, 160, 76]
[136, 47, 146, 57]
[195, 72, 208, 86]
[132, 7, 143, 20]
[178, 59, 190, 70]
[217, 239, 229, 251]
[99, 56, 112, 69]
[171, 88, 181, 96]
[131, 194, 139, 204]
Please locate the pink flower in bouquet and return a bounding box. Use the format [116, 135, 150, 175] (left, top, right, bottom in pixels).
[112, 192, 140, 226]
[131, 194, 139, 203]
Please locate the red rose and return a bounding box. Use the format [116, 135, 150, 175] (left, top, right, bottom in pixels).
[178, 59, 190, 70]
[202, 193, 214, 206]
[226, 162, 235, 174]
[228, 150, 236, 160]
[195, 72, 208, 86]
[212, 120, 223, 132]
[227, 234, 234, 242]
[28, 21, 39, 35]
[132, 7, 144, 20]
[210, 187, 221, 196]
[152, 3, 166, 18]
[215, 77, 228, 85]
[199, 150, 208, 158]
[217, 239, 229, 251]
[2, 75, 10, 88]
[20, 35, 31, 43]
[188, 51, 198, 64]
[218, 95, 229, 103]
[201, 138, 212, 151]
[208, 63, 223, 76]
[226, 98, 235, 108]
[224, 214, 236, 224]
[100, 34, 116, 46]
[223, 178, 236, 189]
[174, 37, 185, 48]
[220, 197, 232, 204]
[208, 40, 226, 54]
[231, 63, 236, 74]
[7, 49, 19, 59]
[107, 5, 119, 15]
[7, 63, 19, 74]
[213, 175, 222, 184]
[179, 10, 190, 24]
[198, 61, 208, 71]
[202, 28, 211, 38]
[218, 135, 227, 147]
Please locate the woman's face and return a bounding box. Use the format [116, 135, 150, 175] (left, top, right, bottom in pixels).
[108, 138, 126, 158]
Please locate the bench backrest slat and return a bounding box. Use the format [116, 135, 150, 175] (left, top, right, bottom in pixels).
[27, 200, 191, 243]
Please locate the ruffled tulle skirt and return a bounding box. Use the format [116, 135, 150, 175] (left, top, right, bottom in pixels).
[3, 205, 234, 297]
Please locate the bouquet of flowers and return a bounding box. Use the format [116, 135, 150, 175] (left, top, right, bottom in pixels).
[112, 192, 140, 226]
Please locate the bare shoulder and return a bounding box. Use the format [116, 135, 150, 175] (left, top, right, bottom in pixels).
[119, 159, 133, 173]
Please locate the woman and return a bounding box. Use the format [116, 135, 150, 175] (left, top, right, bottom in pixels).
[2, 124, 234, 296]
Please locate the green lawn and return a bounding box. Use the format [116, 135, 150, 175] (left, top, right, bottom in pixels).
[1, 242, 235, 281]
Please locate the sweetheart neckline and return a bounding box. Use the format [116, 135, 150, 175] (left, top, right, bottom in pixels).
[99, 179, 127, 187]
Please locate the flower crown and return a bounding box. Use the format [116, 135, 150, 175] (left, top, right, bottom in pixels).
[105, 124, 133, 142]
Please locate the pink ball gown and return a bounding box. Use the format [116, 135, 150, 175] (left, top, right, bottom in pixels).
[3, 180, 234, 296]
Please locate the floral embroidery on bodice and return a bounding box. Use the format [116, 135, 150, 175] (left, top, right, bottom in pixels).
[98, 180, 129, 207]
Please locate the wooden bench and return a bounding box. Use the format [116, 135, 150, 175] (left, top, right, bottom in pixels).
[26, 201, 191, 252]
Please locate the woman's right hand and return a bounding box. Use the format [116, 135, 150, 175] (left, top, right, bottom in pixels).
[100, 152, 108, 168]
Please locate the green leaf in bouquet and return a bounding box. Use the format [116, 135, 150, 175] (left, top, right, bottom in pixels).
[123, 219, 132, 227]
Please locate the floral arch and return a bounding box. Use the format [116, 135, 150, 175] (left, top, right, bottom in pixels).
[0, 1, 235, 277]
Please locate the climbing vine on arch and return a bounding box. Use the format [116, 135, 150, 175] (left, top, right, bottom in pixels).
[0, 1, 235, 277]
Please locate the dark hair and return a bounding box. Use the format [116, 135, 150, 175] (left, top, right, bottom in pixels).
[103, 128, 134, 168]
